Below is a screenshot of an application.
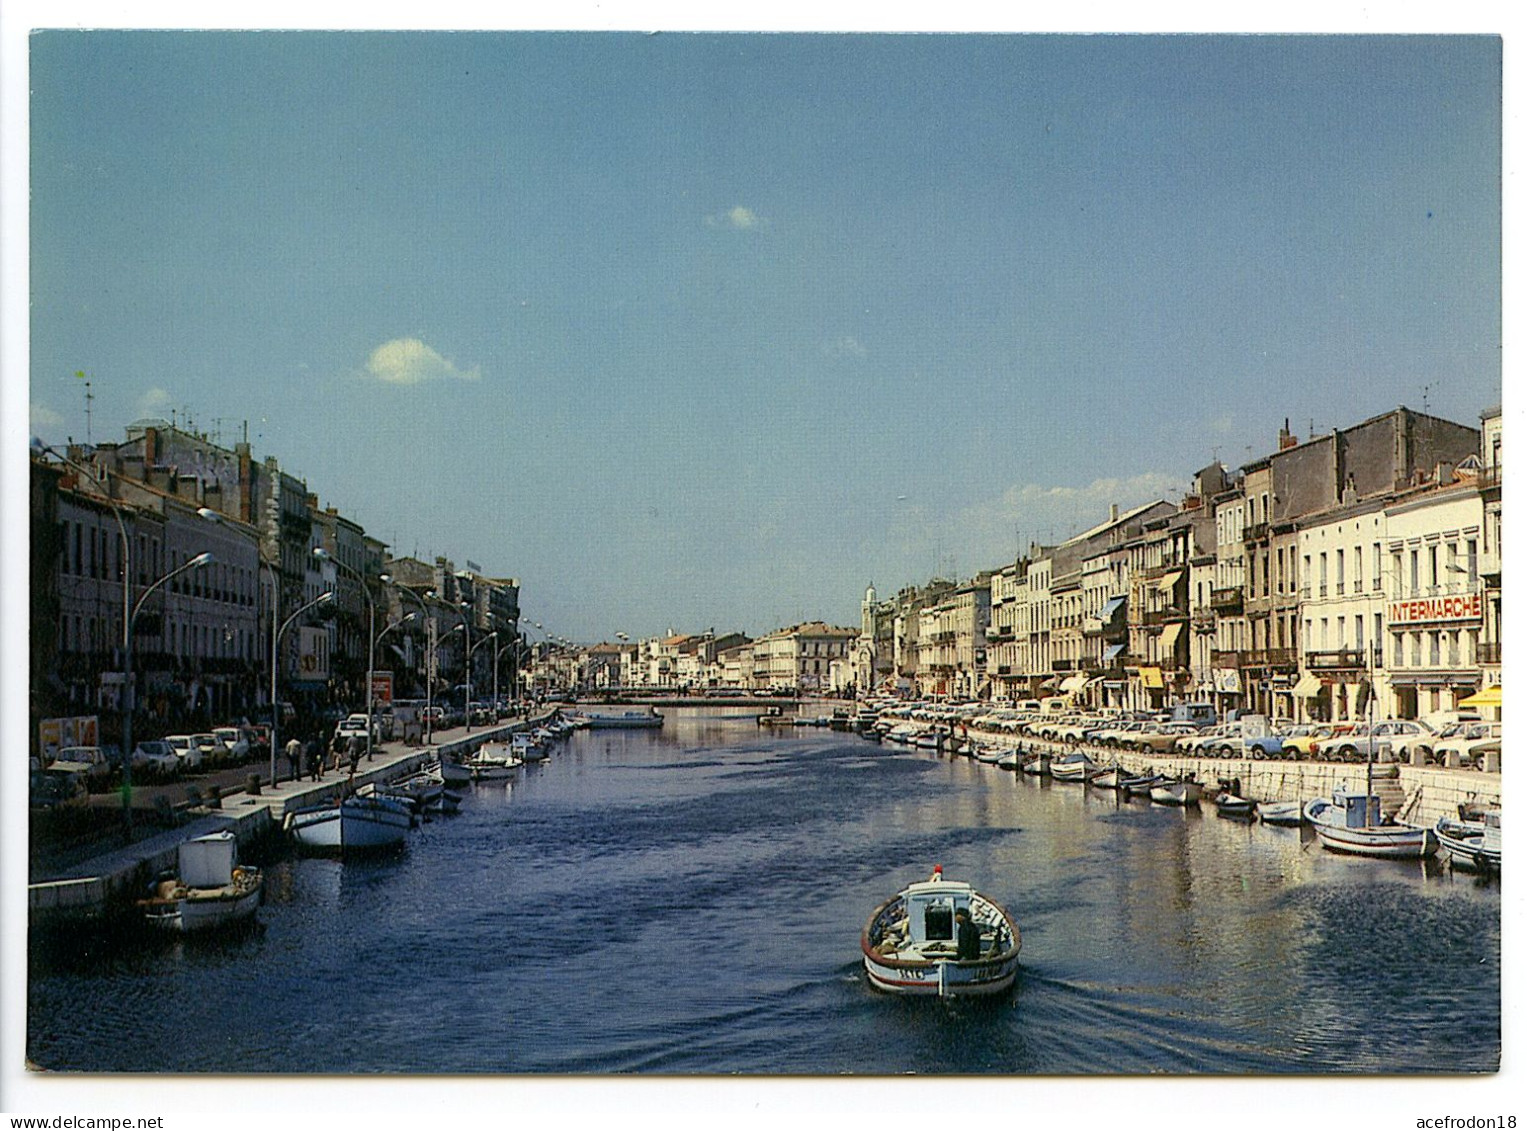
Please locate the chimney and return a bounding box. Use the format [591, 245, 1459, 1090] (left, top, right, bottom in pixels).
[1278, 418, 1298, 451]
[1110, 503, 1119, 523]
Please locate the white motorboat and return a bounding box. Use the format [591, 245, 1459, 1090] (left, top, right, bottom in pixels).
[287, 794, 414, 852]
[138, 831, 262, 933]
[1435, 809, 1501, 873]
[862, 866, 1023, 998]
[515, 733, 550, 762]
[437, 758, 473, 788]
[1049, 753, 1097, 783]
[1305, 787, 1437, 859]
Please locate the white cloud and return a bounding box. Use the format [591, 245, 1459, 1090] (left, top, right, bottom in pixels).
[30, 403, 62, 430]
[137, 387, 172, 419]
[705, 205, 765, 230]
[823, 336, 868, 358]
[365, 338, 481, 385]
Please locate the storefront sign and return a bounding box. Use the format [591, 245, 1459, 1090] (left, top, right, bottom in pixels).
[298, 626, 330, 681]
[371, 670, 394, 706]
[1387, 593, 1483, 626]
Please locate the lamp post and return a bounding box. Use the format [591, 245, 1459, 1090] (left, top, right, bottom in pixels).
[374, 610, 417, 735]
[313, 547, 377, 760]
[122, 551, 215, 837]
[456, 603, 474, 734]
[495, 635, 517, 718]
[197, 508, 278, 771]
[269, 591, 336, 782]
[471, 631, 498, 723]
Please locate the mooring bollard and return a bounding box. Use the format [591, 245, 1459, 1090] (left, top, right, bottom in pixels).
[245, 773, 261, 796]
[207, 784, 222, 809]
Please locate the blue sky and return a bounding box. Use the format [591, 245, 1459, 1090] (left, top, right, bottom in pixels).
[25, 32, 1501, 641]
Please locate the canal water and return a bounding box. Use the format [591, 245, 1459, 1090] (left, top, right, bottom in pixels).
[27, 710, 1501, 1075]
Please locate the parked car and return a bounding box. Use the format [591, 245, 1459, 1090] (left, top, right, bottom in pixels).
[1281, 723, 1352, 761]
[1432, 722, 1502, 769]
[1131, 723, 1201, 753]
[211, 727, 253, 765]
[163, 734, 207, 771]
[1368, 719, 1438, 763]
[336, 713, 379, 743]
[131, 740, 182, 779]
[30, 767, 88, 810]
[49, 745, 114, 789]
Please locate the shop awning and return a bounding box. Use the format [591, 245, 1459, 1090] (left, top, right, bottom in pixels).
[1103, 643, 1127, 663]
[1292, 673, 1323, 698]
[1140, 666, 1164, 690]
[1158, 622, 1183, 651]
[1156, 570, 1183, 594]
[1458, 685, 1502, 708]
[1060, 674, 1088, 694]
[1100, 596, 1126, 621]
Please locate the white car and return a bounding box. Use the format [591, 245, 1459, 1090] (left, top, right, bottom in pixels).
[163, 734, 207, 771]
[131, 740, 182, 779]
[1432, 722, 1502, 769]
[212, 727, 252, 764]
[50, 745, 114, 788]
[336, 713, 379, 743]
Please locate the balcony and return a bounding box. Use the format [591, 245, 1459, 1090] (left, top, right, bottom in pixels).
[1212, 649, 1246, 668]
[1479, 642, 1502, 664]
[1209, 587, 1243, 613]
[1142, 607, 1187, 627]
[1243, 522, 1270, 542]
[1144, 562, 1185, 581]
[1191, 608, 1216, 632]
[1305, 649, 1368, 671]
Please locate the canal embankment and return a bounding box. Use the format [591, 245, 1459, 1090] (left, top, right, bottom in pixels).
[27, 714, 555, 926]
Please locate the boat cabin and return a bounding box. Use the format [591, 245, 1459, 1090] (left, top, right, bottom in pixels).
[1334, 789, 1382, 828]
[899, 877, 974, 948]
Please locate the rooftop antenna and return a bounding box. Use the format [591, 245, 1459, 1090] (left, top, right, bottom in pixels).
[1421, 384, 1432, 415]
[82, 379, 93, 445]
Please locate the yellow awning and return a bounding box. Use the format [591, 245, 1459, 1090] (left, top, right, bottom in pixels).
[1292, 673, 1323, 698]
[1060, 674, 1088, 693]
[1140, 666, 1164, 689]
[1159, 622, 1183, 652]
[1156, 570, 1184, 594]
[1458, 685, 1502, 708]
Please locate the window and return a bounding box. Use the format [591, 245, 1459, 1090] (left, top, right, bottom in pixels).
[1409, 549, 1419, 593]
[1373, 543, 1383, 591]
[1374, 614, 1383, 665]
[1319, 553, 1328, 596]
[1467, 539, 1479, 583]
[1337, 616, 1346, 648]
[1355, 615, 1365, 653]
[1429, 632, 1441, 667]
[1353, 546, 1363, 593]
[1302, 555, 1311, 597]
[1428, 545, 1438, 590]
[1320, 618, 1329, 649]
[1336, 550, 1345, 595]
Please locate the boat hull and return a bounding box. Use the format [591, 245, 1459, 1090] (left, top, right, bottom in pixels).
[1258, 801, 1303, 827]
[1305, 799, 1437, 859]
[288, 797, 413, 851]
[140, 874, 263, 933]
[581, 712, 663, 729]
[861, 888, 1022, 999]
[1150, 781, 1203, 806]
[1435, 819, 1501, 872]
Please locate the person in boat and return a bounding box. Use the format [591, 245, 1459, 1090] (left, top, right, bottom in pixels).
[955, 906, 981, 961]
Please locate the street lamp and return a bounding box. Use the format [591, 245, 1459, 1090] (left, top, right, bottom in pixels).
[471, 631, 498, 722]
[269, 590, 336, 783]
[313, 546, 378, 760]
[122, 551, 214, 837]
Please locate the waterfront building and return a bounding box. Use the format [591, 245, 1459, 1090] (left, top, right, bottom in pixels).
[914, 575, 990, 699]
[985, 561, 1026, 702]
[1124, 492, 1214, 712]
[751, 622, 858, 695]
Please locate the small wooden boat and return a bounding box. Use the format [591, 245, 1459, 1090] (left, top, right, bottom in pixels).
[1049, 753, 1097, 783]
[862, 866, 1023, 998]
[1149, 778, 1203, 806]
[996, 752, 1022, 772]
[437, 758, 473, 788]
[138, 832, 262, 933]
[1214, 794, 1258, 820]
[466, 745, 523, 781]
[1088, 766, 1124, 790]
[1121, 772, 1165, 798]
[1435, 810, 1501, 873]
[1020, 752, 1051, 777]
[1304, 788, 1437, 859]
[287, 794, 414, 852]
[1258, 800, 1304, 827]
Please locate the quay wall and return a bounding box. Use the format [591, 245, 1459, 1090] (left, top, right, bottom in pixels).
[969, 730, 1500, 828]
[28, 717, 550, 926]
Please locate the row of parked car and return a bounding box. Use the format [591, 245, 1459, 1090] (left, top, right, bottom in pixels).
[866, 699, 1500, 770]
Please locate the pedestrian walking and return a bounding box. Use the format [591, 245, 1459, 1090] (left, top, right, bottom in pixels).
[347, 734, 362, 777]
[305, 736, 322, 781]
[285, 736, 302, 783]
